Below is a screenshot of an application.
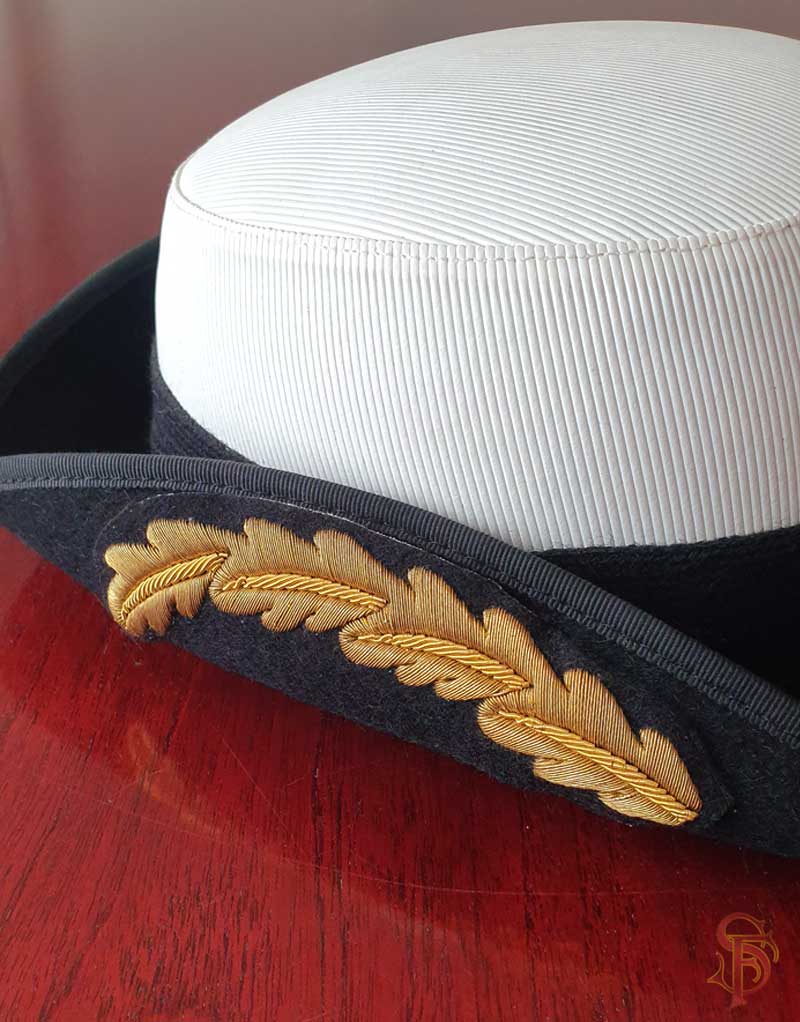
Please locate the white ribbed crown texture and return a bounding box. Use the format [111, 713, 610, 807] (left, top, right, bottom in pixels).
[155, 21, 800, 551]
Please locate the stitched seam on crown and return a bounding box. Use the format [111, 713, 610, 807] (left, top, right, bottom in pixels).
[4, 471, 796, 742]
[168, 182, 800, 264]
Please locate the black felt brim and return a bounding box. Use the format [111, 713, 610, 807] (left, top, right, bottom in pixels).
[1, 239, 799, 856]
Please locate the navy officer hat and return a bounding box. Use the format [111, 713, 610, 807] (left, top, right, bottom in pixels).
[2, 22, 799, 855]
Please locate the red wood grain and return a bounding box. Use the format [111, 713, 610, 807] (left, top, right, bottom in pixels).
[1, 4, 799, 1020]
[2, 546, 798, 1021]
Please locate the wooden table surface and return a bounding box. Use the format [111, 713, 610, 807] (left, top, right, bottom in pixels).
[1, 4, 798, 1020]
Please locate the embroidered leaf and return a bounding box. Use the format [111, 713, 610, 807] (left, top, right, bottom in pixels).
[105, 519, 235, 636]
[209, 518, 405, 632]
[477, 675, 701, 825]
[339, 566, 556, 700]
[105, 516, 703, 828]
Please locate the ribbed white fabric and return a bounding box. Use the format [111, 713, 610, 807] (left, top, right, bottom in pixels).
[155, 21, 800, 551]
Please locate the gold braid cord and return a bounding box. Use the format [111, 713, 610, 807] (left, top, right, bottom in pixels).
[105, 518, 702, 826]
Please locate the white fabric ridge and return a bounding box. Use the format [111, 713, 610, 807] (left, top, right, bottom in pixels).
[155, 21, 800, 551]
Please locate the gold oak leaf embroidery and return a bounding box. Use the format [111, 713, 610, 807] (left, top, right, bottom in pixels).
[208, 518, 406, 632]
[338, 566, 556, 701]
[477, 678, 701, 826]
[105, 519, 236, 636]
[105, 517, 702, 825]
[339, 567, 701, 825]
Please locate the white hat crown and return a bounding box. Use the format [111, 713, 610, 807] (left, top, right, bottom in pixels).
[155, 21, 800, 550]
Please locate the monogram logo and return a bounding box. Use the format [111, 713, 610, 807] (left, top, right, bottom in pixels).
[707, 913, 779, 1007]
